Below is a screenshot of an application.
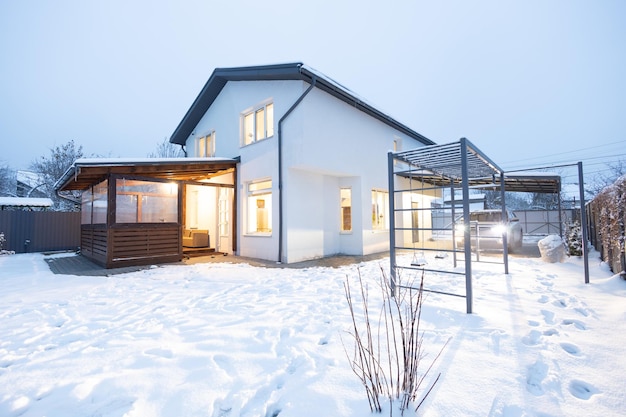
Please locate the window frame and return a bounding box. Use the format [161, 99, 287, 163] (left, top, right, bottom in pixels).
[196, 131, 215, 157]
[241, 101, 274, 146]
[371, 189, 389, 231]
[340, 187, 352, 233]
[246, 178, 273, 235]
[113, 176, 179, 225]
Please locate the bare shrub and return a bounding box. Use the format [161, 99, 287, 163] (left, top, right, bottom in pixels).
[343, 267, 447, 415]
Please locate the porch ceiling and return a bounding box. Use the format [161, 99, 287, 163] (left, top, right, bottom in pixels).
[393, 139, 561, 194]
[55, 158, 238, 191]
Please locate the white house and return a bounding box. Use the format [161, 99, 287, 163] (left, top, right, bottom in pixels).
[169, 63, 435, 264]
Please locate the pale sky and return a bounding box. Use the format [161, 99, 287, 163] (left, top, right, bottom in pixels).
[1, 0, 625, 186]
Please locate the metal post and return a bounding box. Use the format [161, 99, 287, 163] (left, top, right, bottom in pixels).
[460, 138, 473, 314]
[557, 189, 563, 238]
[388, 151, 397, 296]
[500, 173, 509, 274]
[451, 179, 457, 268]
[578, 162, 590, 284]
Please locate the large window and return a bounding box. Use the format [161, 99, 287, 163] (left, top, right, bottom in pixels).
[196, 131, 215, 157]
[243, 102, 274, 146]
[115, 178, 178, 224]
[81, 179, 108, 224]
[371, 189, 389, 230]
[81, 188, 92, 224]
[340, 188, 352, 232]
[93, 180, 108, 223]
[247, 179, 272, 234]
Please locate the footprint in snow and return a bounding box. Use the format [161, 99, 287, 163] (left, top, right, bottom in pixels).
[562, 319, 586, 330]
[568, 380, 598, 400]
[560, 342, 582, 356]
[144, 348, 173, 358]
[541, 309, 556, 325]
[537, 295, 549, 304]
[542, 328, 559, 336]
[522, 330, 542, 346]
[526, 360, 549, 396]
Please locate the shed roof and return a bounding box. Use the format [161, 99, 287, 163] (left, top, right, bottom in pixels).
[169, 62, 435, 147]
[392, 139, 561, 194]
[55, 158, 238, 191]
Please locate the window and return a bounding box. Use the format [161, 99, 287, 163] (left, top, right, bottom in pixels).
[81, 187, 92, 224]
[371, 190, 389, 230]
[243, 102, 274, 145]
[340, 188, 352, 232]
[92, 180, 108, 224]
[81, 180, 108, 224]
[393, 138, 402, 152]
[196, 131, 214, 157]
[115, 178, 178, 224]
[247, 179, 272, 233]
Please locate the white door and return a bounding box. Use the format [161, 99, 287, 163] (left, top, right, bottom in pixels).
[217, 187, 232, 253]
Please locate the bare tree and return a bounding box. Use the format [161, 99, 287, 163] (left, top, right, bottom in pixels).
[148, 137, 185, 158]
[30, 140, 84, 211]
[0, 163, 17, 197]
[587, 160, 626, 197]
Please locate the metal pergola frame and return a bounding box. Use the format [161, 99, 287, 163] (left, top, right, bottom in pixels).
[387, 138, 589, 314]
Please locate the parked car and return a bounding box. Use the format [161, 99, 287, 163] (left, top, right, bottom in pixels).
[456, 209, 523, 252]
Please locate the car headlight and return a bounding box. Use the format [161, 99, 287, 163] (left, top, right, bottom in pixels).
[492, 224, 506, 235]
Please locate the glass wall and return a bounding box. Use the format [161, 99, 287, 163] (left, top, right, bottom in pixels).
[115, 178, 178, 223]
[81, 179, 108, 224]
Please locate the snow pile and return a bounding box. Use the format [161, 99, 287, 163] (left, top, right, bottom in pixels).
[538, 234, 567, 263]
[0, 251, 625, 416]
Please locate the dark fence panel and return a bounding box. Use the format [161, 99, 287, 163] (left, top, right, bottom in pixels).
[0, 211, 80, 253]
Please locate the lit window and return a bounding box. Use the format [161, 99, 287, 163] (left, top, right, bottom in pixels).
[196, 132, 214, 157]
[115, 179, 178, 224]
[242, 102, 274, 145]
[247, 179, 272, 233]
[371, 190, 389, 230]
[340, 188, 352, 232]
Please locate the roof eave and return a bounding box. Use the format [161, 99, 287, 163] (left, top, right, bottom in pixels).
[169, 63, 435, 147]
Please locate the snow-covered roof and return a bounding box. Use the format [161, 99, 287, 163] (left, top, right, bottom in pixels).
[0, 197, 53, 207]
[169, 62, 435, 147]
[55, 157, 238, 191]
[16, 170, 44, 188]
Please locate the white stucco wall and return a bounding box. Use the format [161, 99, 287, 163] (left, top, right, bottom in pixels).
[281, 87, 429, 261]
[184, 78, 430, 263]
[185, 80, 309, 262]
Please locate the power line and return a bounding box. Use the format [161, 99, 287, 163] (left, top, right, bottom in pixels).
[502, 152, 626, 171]
[499, 139, 626, 166]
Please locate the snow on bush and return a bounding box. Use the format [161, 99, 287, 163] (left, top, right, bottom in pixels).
[538, 234, 567, 263]
[565, 221, 583, 256]
[0, 232, 14, 256]
[589, 174, 626, 275]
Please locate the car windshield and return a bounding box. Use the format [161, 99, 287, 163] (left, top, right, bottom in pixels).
[470, 212, 502, 222]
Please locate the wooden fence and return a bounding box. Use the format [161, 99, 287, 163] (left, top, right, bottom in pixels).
[0, 211, 80, 253]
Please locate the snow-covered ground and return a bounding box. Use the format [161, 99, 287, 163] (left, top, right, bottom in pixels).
[0, 249, 624, 416]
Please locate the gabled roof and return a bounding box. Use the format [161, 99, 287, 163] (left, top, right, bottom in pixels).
[169, 62, 435, 146]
